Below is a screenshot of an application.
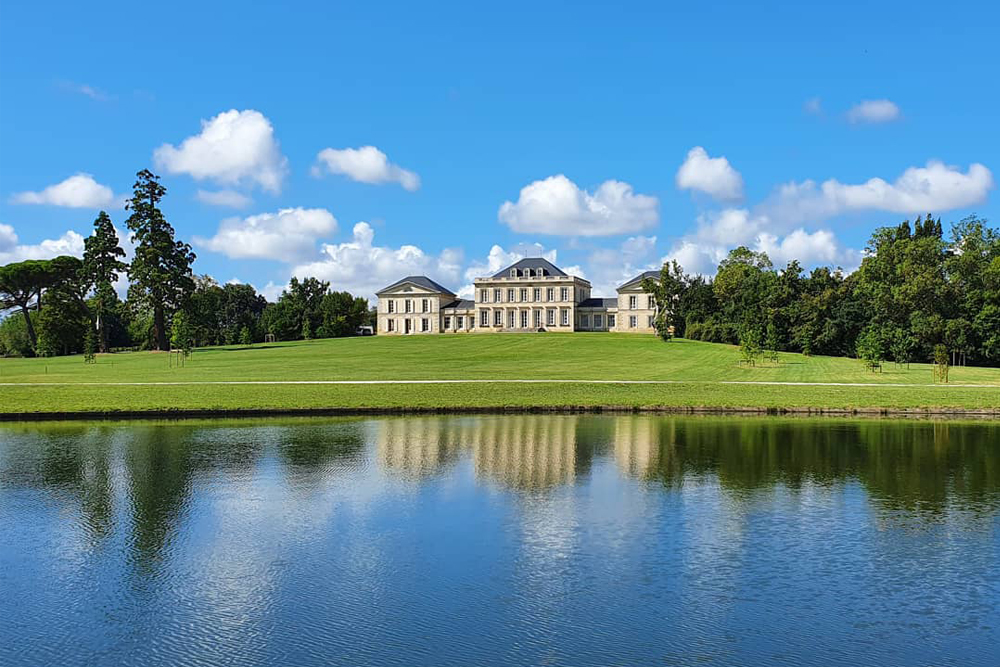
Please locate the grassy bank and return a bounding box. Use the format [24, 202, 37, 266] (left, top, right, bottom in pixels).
[1, 334, 998, 416]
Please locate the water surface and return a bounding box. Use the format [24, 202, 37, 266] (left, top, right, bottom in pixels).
[1, 415, 998, 666]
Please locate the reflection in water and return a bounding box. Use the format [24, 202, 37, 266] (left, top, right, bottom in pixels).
[1, 415, 998, 667]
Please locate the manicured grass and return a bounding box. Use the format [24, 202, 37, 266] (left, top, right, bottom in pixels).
[1, 334, 998, 415]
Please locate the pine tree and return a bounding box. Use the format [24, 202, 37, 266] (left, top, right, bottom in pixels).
[82, 211, 127, 353]
[125, 170, 195, 350]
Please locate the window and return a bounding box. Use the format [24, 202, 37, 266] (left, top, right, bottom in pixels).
[608, 314, 616, 328]
[547, 309, 555, 326]
[457, 316, 464, 329]
[581, 315, 590, 328]
[388, 300, 395, 313]
[629, 295, 637, 309]
[508, 310, 516, 328]
[546, 288, 554, 302]
[494, 288, 501, 303]
[648, 295, 656, 309]
[444, 316, 452, 330]
[421, 318, 429, 332]
[560, 287, 569, 301]
[510, 268, 517, 277]
[481, 310, 490, 327]
[561, 309, 569, 326]
[648, 316, 655, 328]
[494, 310, 502, 326]
[533, 288, 541, 302]
[507, 288, 515, 302]
[521, 310, 529, 328]
[405, 299, 412, 313]
[594, 314, 603, 328]
[405, 319, 411, 334]
[480, 289, 488, 303]
[386, 319, 394, 332]
[520, 288, 528, 302]
[534, 310, 542, 327]
[422, 298, 429, 313]
[629, 315, 637, 328]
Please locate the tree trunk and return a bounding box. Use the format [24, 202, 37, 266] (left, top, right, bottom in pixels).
[153, 304, 168, 351]
[19, 305, 37, 357]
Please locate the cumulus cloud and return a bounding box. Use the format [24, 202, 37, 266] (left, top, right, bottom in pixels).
[498, 175, 659, 236]
[313, 146, 420, 191]
[154, 109, 288, 193]
[195, 207, 338, 262]
[675, 146, 745, 202]
[847, 99, 901, 124]
[585, 235, 660, 296]
[196, 189, 253, 208]
[290, 222, 463, 300]
[10, 173, 115, 208]
[0, 223, 86, 264]
[764, 160, 994, 225]
[660, 208, 860, 275]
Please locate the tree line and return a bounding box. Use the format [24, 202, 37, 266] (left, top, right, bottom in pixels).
[0, 170, 373, 358]
[642, 214, 1000, 367]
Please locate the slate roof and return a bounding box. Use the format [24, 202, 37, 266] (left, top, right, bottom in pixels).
[492, 257, 567, 278]
[441, 299, 476, 310]
[577, 297, 618, 309]
[376, 275, 455, 296]
[618, 270, 660, 291]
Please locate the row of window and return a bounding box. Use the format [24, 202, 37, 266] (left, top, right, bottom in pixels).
[478, 308, 571, 327]
[384, 318, 433, 333]
[384, 313, 653, 332]
[626, 295, 656, 309]
[479, 286, 572, 304]
[386, 298, 431, 314]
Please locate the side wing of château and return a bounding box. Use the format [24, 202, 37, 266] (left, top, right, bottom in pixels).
[375, 258, 659, 335]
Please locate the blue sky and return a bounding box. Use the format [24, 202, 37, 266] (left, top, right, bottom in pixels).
[1, 0, 996, 300]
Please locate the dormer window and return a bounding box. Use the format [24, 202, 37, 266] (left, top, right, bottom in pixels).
[510, 269, 517, 277]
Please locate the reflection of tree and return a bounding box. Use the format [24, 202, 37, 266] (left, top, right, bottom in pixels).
[2, 424, 116, 542]
[277, 420, 366, 469]
[631, 418, 1000, 517]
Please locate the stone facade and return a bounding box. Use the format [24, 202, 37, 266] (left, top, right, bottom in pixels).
[376, 259, 660, 335]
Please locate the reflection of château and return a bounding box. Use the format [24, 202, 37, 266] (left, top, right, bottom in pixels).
[375, 415, 595, 489]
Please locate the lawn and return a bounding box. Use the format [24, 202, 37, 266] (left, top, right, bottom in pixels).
[1, 334, 998, 416]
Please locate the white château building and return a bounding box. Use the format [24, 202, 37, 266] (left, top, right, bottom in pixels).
[376, 258, 660, 335]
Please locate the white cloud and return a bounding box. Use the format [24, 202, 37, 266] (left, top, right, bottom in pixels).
[154, 109, 288, 193]
[0, 223, 86, 264]
[764, 161, 994, 225]
[661, 207, 860, 275]
[458, 242, 559, 297]
[313, 146, 420, 191]
[10, 173, 115, 208]
[675, 146, 745, 202]
[804, 97, 823, 115]
[847, 99, 901, 124]
[585, 235, 659, 296]
[57, 80, 112, 101]
[195, 207, 338, 262]
[290, 222, 463, 301]
[498, 174, 658, 236]
[196, 189, 253, 208]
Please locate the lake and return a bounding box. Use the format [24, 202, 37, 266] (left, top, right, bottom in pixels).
[1, 415, 998, 666]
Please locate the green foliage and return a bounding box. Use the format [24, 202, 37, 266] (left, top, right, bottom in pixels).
[125, 170, 195, 350]
[302, 317, 313, 340]
[0, 312, 35, 357]
[240, 325, 253, 347]
[170, 310, 193, 354]
[856, 326, 885, 371]
[933, 344, 949, 383]
[738, 324, 763, 366]
[83, 210, 127, 352]
[83, 326, 97, 363]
